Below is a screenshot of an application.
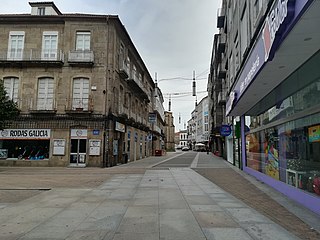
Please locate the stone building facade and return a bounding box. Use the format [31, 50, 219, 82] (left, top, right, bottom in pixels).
[0, 2, 164, 167]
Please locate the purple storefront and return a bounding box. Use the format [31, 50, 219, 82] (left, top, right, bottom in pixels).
[226, 0, 320, 215]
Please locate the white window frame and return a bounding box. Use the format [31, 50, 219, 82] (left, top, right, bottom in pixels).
[38, 7, 45, 15]
[3, 77, 19, 102]
[37, 78, 54, 110]
[42, 31, 58, 60]
[72, 78, 90, 110]
[7, 31, 25, 61]
[76, 32, 91, 51]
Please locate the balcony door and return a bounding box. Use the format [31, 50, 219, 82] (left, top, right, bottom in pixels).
[3, 77, 19, 103]
[37, 78, 54, 110]
[42, 31, 58, 60]
[8, 31, 24, 60]
[72, 78, 89, 110]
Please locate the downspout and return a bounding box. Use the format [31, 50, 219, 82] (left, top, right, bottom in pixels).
[102, 16, 110, 167]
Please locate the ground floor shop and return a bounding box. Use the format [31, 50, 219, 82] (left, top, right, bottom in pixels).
[240, 51, 320, 214]
[0, 117, 161, 167]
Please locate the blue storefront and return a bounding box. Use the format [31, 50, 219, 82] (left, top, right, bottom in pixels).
[226, 0, 320, 214]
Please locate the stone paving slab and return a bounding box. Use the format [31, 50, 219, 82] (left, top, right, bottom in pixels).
[0, 160, 312, 240]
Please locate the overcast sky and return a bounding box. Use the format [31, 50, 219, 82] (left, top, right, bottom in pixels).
[1, 0, 221, 131]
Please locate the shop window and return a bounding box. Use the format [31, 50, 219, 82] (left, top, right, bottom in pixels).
[1, 140, 49, 160]
[246, 112, 320, 196]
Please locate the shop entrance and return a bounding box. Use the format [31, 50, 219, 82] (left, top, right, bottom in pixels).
[70, 129, 87, 167]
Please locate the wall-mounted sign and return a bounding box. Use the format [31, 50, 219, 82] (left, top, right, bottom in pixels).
[71, 129, 87, 139]
[53, 139, 66, 155]
[92, 129, 100, 135]
[0, 129, 51, 139]
[115, 122, 125, 132]
[89, 139, 101, 156]
[220, 125, 232, 137]
[262, 0, 296, 62]
[113, 140, 118, 155]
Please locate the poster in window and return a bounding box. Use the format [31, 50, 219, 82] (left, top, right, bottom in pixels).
[308, 125, 320, 143]
[89, 139, 101, 156]
[0, 149, 8, 159]
[53, 139, 65, 155]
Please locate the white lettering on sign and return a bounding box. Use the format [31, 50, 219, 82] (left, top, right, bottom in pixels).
[240, 55, 260, 94]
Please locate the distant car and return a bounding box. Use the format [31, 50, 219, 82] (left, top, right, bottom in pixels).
[182, 146, 189, 151]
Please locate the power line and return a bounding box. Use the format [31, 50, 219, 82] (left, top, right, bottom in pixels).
[163, 90, 207, 96]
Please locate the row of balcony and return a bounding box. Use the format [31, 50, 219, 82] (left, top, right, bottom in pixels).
[0, 49, 94, 65]
[119, 60, 149, 102]
[13, 97, 152, 121]
[13, 97, 94, 113]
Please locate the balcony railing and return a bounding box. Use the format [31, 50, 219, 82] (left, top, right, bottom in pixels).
[29, 98, 57, 113]
[65, 97, 93, 113]
[119, 59, 129, 79]
[127, 73, 149, 101]
[217, 34, 226, 54]
[68, 50, 94, 64]
[0, 49, 64, 62]
[217, 62, 226, 79]
[218, 92, 226, 105]
[217, 8, 225, 28]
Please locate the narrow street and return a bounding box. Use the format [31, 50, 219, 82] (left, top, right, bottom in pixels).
[0, 152, 319, 240]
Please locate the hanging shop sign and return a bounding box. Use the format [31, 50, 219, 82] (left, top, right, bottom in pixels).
[115, 121, 125, 132]
[220, 125, 232, 137]
[148, 113, 156, 123]
[0, 129, 51, 139]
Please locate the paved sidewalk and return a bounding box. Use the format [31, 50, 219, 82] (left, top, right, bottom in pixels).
[0, 152, 319, 239]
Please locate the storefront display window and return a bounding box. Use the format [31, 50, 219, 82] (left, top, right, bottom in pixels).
[0, 129, 51, 160]
[246, 112, 320, 196]
[1, 140, 49, 160]
[245, 51, 320, 196]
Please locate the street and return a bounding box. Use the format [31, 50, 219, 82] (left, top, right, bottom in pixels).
[0, 152, 319, 240]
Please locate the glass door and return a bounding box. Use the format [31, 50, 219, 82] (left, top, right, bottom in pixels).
[70, 139, 87, 166]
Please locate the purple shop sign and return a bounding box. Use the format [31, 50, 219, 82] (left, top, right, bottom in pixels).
[226, 0, 313, 116]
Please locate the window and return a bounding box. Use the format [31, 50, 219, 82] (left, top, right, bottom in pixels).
[76, 32, 90, 51]
[254, 0, 262, 20]
[3, 77, 19, 102]
[37, 78, 54, 110]
[42, 31, 58, 60]
[37, 7, 45, 15]
[72, 78, 89, 110]
[240, 3, 248, 59]
[8, 31, 25, 60]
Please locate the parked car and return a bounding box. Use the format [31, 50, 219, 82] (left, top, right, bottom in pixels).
[182, 146, 189, 151]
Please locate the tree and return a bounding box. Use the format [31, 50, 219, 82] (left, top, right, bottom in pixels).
[0, 79, 20, 130]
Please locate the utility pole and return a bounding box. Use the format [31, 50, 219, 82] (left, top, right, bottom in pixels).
[192, 70, 196, 96]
